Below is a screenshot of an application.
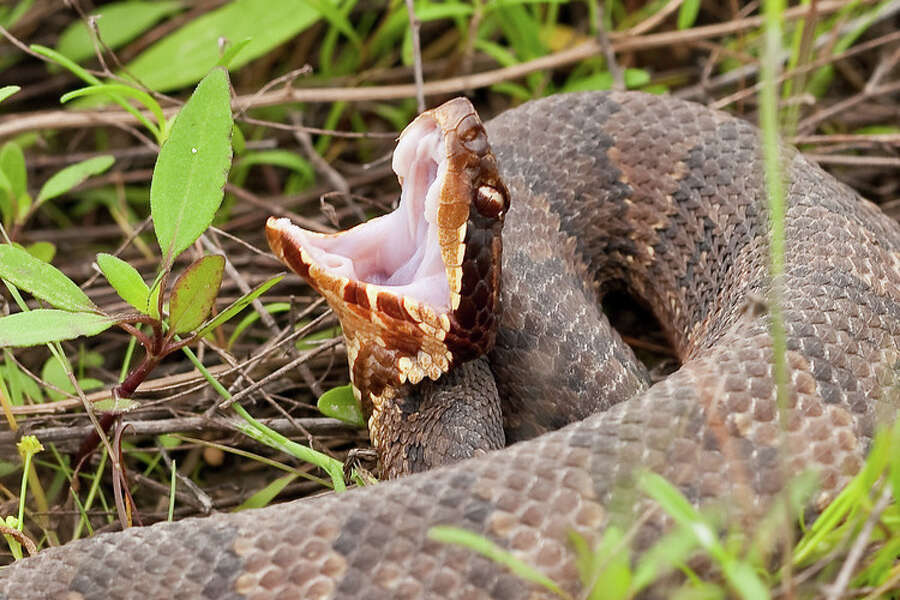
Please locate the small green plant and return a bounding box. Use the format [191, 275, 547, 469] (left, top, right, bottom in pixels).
[2, 436, 43, 560]
[0, 68, 346, 551]
[0, 140, 114, 243]
[0, 69, 243, 401]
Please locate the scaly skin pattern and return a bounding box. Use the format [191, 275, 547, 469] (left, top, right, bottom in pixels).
[2, 92, 898, 599]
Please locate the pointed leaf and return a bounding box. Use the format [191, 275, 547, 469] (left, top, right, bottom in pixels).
[0, 172, 11, 224]
[150, 69, 233, 266]
[317, 385, 364, 427]
[427, 526, 565, 597]
[0, 86, 20, 104]
[147, 279, 161, 320]
[37, 155, 115, 205]
[96, 253, 150, 313]
[677, 0, 701, 29]
[41, 355, 76, 402]
[25, 242, 56, 263]
[55, 1, 183, 65]
[0, 244, 96, 312]
[0, 143, 27, 200]
[233, 473, 298, 511]
[216, 38, 253, 69]
[2, 350, 43, 405]
[168, 255, 225, 334]
[194, 274, 284, 338]
[122, 0, 322, 93]
[0, 310, 116, 347]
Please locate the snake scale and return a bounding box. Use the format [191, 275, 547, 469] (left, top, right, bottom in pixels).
[2, 92, 899, 599]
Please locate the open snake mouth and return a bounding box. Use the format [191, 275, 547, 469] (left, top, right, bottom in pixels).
[267, 97, 508, 401]
[270, 117, 452, 313]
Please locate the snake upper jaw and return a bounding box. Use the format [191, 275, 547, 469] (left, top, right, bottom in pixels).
[266, 97, 509, 439]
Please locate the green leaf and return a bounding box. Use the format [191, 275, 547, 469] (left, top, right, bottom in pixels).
[78, 377, 104, 392]
[24, 241, 56, 263]
[168, 255, 225, 334]
[233, 472, 298, 511]
[150, 68, 233, 266]
[572, 528, 632, 600]
[30, 45, 160, 142]
[30, 44, 102, 86]
[1, 0, 33, 30]
[216, 38, 253, 69]
[889, 419, 900, 508]
[723, 561, 769, 600]
[41, 355, 76, 402]
[562, 68, 650, 93]
[55, 1, 183, 65]
[96, 253, 151, 314]
[317, 385, 364, 427]
[1, 351, 43, 405]
[236, 150, 314, 180]
[194, 274, 284, 339]
[0, 244, 96, 312]
[639, 472, 714, 547]
[37, 156, 115, 205]
[147, 278, 162, 320]
[225, 301, 289, 349]
[0, 143, 27, 201]
[677, 0, 701, 29]
[0, 85, 21, 104]
[157, 434, 180, 449]
[0, 310, 116, 347]
[122, 0, 323, 93]
[0, 143, 30, 223]
[296, 324, 341, 351]
[0, 174, 11, 225]
[231, 123, 247, 155]
[300, 0, 359, 46]
[632, 528, 698, 592]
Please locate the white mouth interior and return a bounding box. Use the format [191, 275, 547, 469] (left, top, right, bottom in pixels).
[292, 117, 451, 312]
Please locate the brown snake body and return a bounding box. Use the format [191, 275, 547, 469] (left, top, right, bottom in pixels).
[2, 92, 899, 598]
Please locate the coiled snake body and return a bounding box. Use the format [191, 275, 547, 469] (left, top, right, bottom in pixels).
[2, 92, 899, 599]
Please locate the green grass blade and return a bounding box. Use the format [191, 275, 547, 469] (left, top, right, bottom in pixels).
[428, 526, 571, 599]
[194, 274, 284, 339]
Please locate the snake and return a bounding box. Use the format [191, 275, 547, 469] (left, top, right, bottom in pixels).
[2, 91, 898, 599]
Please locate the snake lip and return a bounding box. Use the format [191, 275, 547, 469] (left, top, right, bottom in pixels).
[267, 97, 508, 411]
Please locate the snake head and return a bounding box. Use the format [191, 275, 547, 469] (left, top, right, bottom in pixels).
[266, 97, 508, 422]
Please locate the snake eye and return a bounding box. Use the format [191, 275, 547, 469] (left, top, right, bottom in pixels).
[474, 185, 506, 219]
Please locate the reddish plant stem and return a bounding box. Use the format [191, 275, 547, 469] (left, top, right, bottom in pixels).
[117, 354, 160, 398]
[74, 353, 160, 467]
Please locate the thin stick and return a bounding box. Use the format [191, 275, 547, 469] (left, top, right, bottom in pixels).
[405, 0, 426, 113]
